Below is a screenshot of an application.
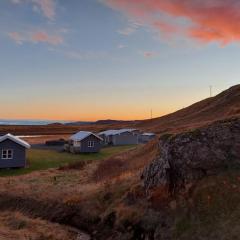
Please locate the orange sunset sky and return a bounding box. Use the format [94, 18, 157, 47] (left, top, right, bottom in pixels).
[1, 0, 239, 121]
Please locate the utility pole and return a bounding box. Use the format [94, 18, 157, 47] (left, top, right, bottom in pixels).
[150, 109, 153, 119]
[209, 85, 213, 97]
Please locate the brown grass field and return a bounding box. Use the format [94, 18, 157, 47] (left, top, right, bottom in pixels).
[0, 122, 134, 136]
[1, 138, 240, 239]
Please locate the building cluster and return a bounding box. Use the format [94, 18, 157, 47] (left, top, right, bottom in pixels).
[64, 129, 156, 153]
[0, 129, 155, 169]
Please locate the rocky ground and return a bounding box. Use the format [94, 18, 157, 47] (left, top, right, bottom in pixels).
[143, 118, 240, 194]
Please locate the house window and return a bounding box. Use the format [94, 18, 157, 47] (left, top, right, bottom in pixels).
[2, 149, 13, 159]
[74, 141, 81, 147]
[88, 141, 94, 148]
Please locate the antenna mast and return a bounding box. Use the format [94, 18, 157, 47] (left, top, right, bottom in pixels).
[209, 85, 213, 97]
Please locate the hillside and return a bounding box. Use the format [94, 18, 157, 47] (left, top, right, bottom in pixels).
[136, 84, 240, 133]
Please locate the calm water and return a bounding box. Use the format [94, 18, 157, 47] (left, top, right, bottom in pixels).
[0, 119, 68, 125]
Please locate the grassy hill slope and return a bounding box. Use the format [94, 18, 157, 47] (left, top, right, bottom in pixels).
[136, 84, 240, 133]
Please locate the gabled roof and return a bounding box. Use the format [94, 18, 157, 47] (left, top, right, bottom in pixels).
[70, 131, 102, 141]
[99, 130, 120, 136]
[0, 133, 31, 149]
[99, 129, 137, 136]
[142, 133, 156, 136]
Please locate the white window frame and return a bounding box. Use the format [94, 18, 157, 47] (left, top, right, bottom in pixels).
[74, 141, 81, 147]
[88, 141, 95, 148]
[2, 149, 13, 160]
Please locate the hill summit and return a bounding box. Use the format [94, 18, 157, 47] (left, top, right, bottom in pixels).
[137, 84, 240, 134]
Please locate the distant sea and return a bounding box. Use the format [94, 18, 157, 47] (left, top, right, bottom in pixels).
[0, 119, 69, 126]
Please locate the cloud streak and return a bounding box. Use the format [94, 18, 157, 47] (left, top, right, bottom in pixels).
[48, 48, 108, 61]
[11, 0, 56, 20]
[103, 0, 240, 45]
[33, 0, 56, 20]
[117, 21, 140, 36]
[117, 26, 136, 36]
[8, 31, 63, 45]
[140, 51, 157, 58]
[8, 32, 24, 45]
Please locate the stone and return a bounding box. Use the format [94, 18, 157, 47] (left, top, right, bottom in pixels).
[142, 118, 240, 194]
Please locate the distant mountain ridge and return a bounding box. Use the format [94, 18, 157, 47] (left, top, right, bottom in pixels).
[64, 121, 93, 126]
[0, 120, 68, 126]
[65, 119, 137, 126]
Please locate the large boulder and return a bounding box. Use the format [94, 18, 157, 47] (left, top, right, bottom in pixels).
[142, 118, 240, 194]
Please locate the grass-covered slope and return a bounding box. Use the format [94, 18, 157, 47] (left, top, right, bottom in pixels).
[137, 84, 240, 133]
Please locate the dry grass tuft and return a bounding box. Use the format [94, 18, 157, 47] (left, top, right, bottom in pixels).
[149, 186, 173, 210]
[93, 140, 158, 182]
[58, 160, 87, 171]
[0, 211, 82, 240]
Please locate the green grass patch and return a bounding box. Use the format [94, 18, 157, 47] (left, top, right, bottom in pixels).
[0, 145, 136, 177]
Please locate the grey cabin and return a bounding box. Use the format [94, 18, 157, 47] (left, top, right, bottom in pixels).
[65, 131, 102, 153]
[139, 133, 156, 143]
[0, 133, 31, 168]
[99, 129, 139, 146]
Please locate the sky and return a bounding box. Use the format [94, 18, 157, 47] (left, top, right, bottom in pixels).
[0, 0, 240, 121]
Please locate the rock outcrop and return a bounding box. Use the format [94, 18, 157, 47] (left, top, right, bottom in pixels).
[142, 118, 240, 194]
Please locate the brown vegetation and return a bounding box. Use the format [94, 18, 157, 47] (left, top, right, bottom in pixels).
[0, 85, 239, 239]
[0, 211, 84, 240]
[93, 139, 158, 182]
[0, 122, 134, 136]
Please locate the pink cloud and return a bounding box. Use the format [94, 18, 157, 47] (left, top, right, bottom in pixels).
[153, 21, 178, 35]
[8, 31, 63, 45]
[103, 0, 240, 45]
[142, 51, 156, 58]
[31, 31, 63, 45]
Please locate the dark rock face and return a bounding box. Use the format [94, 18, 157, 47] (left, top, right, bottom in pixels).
[142, 118, 240, 194]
